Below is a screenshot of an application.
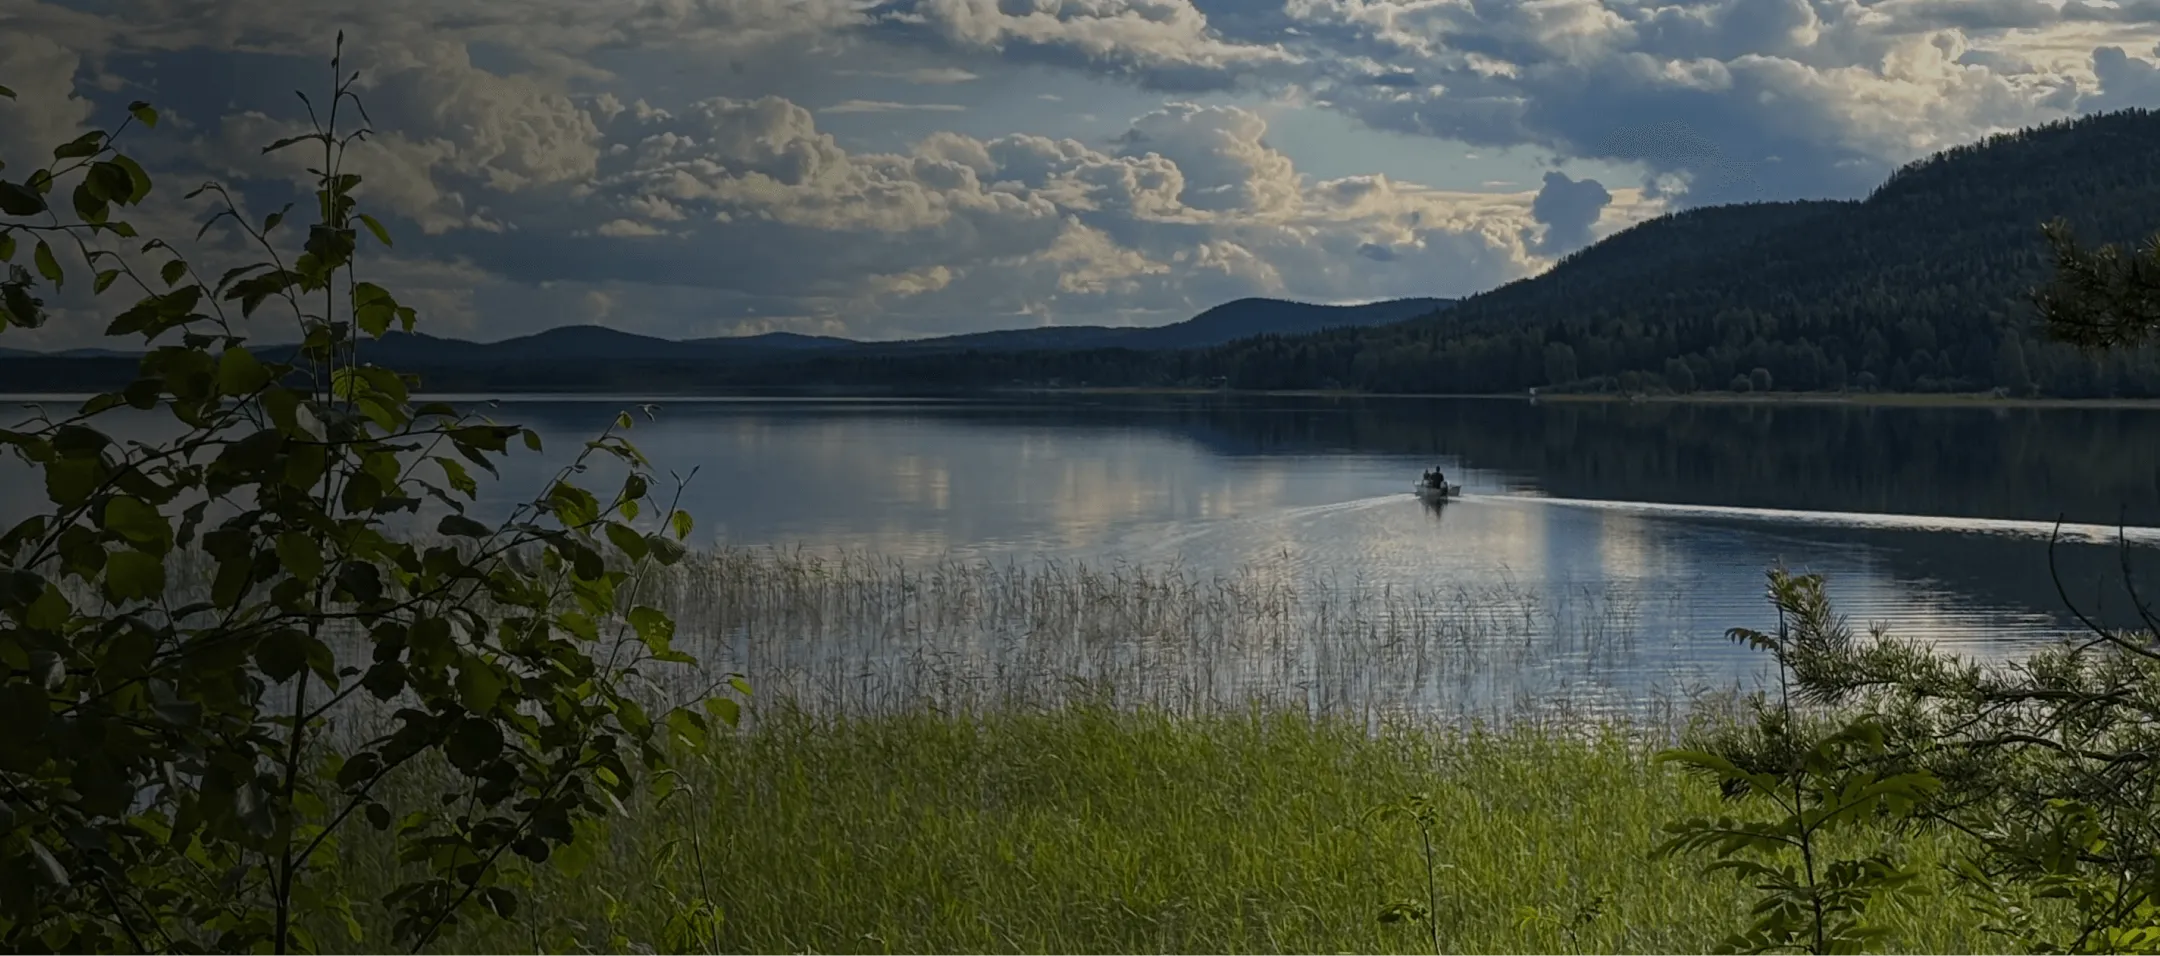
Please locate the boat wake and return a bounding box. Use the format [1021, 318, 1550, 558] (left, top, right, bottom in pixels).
[1100, 494, 1408, 560]
[1497, 494, 2160, 547]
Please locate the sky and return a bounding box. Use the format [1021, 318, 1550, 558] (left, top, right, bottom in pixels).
[2, 0, 2158, 347]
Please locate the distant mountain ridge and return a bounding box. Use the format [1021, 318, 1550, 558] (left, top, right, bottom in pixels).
[0, 296, 1453, 385]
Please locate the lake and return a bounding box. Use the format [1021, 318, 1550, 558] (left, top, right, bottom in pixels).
[10, 392, 2160, 719]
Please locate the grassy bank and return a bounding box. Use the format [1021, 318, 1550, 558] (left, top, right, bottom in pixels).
[335, 705, 2031, 954]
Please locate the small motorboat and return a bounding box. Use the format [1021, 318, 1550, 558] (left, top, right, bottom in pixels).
[1413, 467, 1461, 502]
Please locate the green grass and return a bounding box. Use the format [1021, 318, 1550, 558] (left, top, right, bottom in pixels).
[333, 704, 2034, 954]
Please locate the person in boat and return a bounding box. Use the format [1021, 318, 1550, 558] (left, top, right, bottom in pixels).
[1424, 467, 1446, 489]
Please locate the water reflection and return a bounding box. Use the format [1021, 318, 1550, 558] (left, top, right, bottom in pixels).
[7, 393, 2159, 714]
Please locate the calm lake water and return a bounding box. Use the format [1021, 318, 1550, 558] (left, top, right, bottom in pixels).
[11, 392, 2160, 717]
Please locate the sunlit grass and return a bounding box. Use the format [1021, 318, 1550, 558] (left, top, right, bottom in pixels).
[332, 704, 2030, 954]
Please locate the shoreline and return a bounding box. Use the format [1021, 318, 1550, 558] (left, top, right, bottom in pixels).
[12, 384, 2160, 410]
[994, 386, 2160, 409]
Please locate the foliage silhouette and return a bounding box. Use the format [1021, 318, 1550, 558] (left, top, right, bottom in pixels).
[1656, 572, 1937, 954]
[1675, 215, 2160, 953]
[0, 38, 744, 953]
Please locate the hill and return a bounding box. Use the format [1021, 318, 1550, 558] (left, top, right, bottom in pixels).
[858, 297, 1450, 353]
[706, 107, 2160, 397]
[0, 296, 1451, 392]
[1187, 107, 2160, 396]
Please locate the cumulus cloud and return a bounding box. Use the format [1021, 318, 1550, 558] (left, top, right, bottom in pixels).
[868, 0, 1304, 90]
[2085, 44, 2160, 112]
[10, 0, 2160, 348]
[1527, 171, 1613, 255]
[559, 93, 1547, 338]
[0, 33, 96, 157]
[820, 100, 969, 113]
[836, 67, 982, 83]
[859, 0, 2153, 204]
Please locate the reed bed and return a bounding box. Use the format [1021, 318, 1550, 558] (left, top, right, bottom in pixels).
[634, 546, 1738, 726]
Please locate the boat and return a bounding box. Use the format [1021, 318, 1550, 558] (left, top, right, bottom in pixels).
[1413, 468, 1461, 501]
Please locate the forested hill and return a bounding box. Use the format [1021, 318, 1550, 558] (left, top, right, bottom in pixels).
[711, 107, 2160, 398]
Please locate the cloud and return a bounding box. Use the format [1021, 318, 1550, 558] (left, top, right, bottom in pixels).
[854, 0, 2145, 205]
[2084, 44, 2160, 112]
[545, 94, 1548, 338]
[0, 33, 98, 159]
[12, 0, 2160, 349]
[820, 99, 970, 113]
[1526, 171, 1612, 255]
[837, 67, 982, 84]
[868, 0, 1304, 90]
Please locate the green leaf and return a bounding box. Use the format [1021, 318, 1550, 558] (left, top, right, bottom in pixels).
[671, 509, 694, 541]
[104, 496, 168, 547]
[433, 457, 477, 499]
[357, 212, 392, 247]
[33, 240, 59, 285]
[254, 630, 312, 683]
[336, 752, 382, 789]
[629, 605, 674, 654]
[276, 531, 324, 582]
[104, 549, 165, 602]
[546, 482, 601, 527]
[86, 162, 134, 205]
[128, 101, 158, 128]
[456, 663, 506, 713]
[0, 182, 44, 216]
[72, 182, 108, 224]
[108, 155, 152, 203]
[437, 514, 491, 539]
[24, 583, 72, 631]
[0, 85, 13, 99]
[160, 259, 186, 287]
[0, 232, 13, 261]
[648, 535, 686, 567]
[353, 281, 397, 337]
[481, 886, 519, 920]
[217, 346, 269, 395]
[604, 522, 648, 562]
[446, 717, 505, 774]
[44, 457, 100, 507]
[261, 133, 318, 155]
[665, 708, 709, 750]
[53, 131, 105, 160]
[558, 610, 600, 642]
[705, 696, 741, 727]
[362, 661, 406, 701]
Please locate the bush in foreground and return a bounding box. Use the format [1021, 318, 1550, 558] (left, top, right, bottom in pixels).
[0, 40, 742, 953]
